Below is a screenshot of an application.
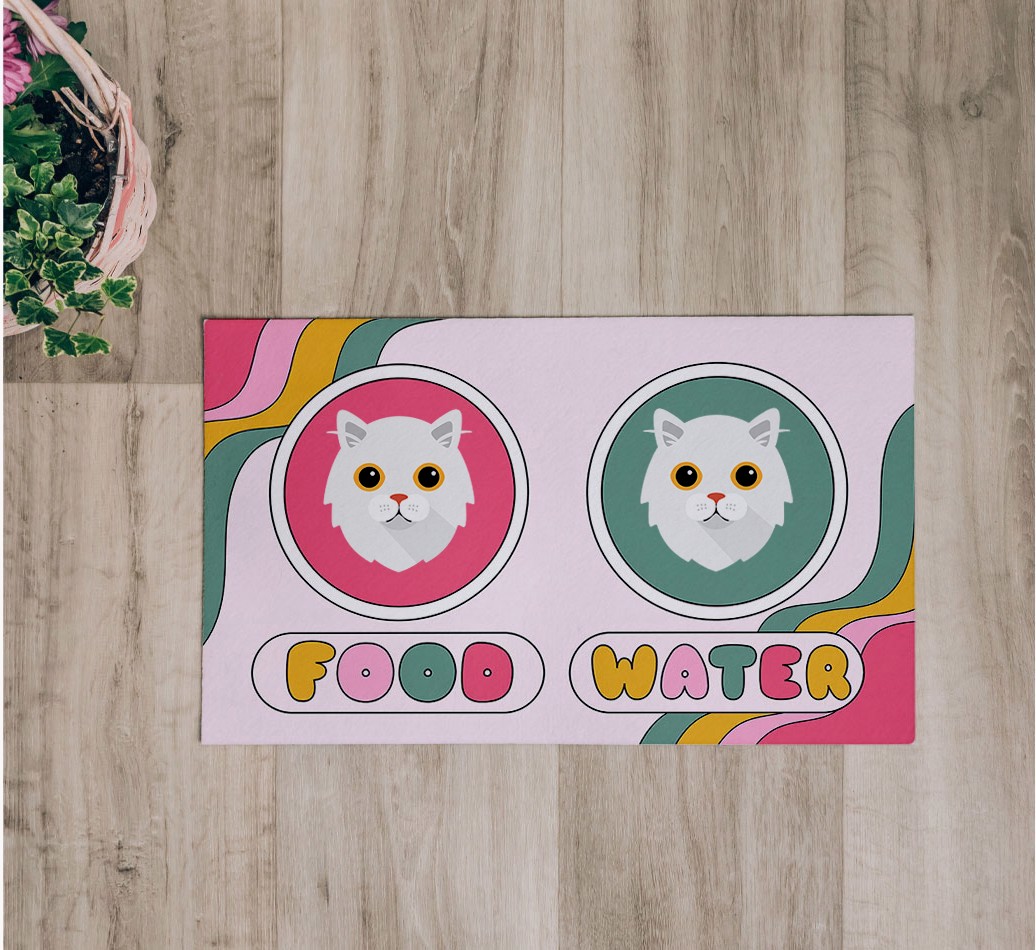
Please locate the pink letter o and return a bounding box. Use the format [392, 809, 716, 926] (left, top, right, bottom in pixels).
[337, 643, 394, 702]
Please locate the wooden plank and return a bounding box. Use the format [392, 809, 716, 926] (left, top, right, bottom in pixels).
[4, 384, 278, 948]
[275, 746, 559, 947]
[560, 749, 843, 948]
[843, 1, 1034, 946]
[280, 0, 562, 317]
[274, 2, 562, 945]
[559, 2, 846, 947]
[562, 0, 845, 315]
[3, 0, 283, 384]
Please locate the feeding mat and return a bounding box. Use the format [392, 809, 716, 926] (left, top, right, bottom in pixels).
[202, 317, 914, 744]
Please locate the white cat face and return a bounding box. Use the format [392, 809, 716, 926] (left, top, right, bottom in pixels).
[323, 410, 474, 572]
[640, 408, 793, 572]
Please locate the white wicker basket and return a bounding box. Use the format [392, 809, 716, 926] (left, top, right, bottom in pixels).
[2, 0, 156, 336]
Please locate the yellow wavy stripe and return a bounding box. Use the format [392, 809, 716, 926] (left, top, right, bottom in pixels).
[204, 319, 366, 456]
[677, 713, 768, 745]
[798, 547, 915, 634]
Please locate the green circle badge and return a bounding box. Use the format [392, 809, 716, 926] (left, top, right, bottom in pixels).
[587, 364, 847, 619]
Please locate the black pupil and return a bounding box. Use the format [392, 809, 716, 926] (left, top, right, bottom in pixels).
[735, 465, 758, 487]
[675, 465, 698, 488]
[358, 466, 381, 488]
[417, 466, 441, 489]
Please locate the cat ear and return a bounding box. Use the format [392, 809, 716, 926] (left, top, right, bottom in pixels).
[652, 409, 685, 448]
[430, 410, 463, 449]
[335, 410, 368, 449]
[748, 409, 781, 448]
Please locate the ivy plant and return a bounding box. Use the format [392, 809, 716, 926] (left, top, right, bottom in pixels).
[3, 8, 134, 357]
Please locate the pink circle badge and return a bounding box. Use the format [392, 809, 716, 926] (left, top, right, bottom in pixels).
[270, 366, 528, 620]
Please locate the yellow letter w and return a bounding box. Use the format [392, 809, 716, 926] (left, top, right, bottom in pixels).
[592, 644, 657, 700]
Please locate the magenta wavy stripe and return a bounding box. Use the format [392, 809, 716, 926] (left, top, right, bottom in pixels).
[720, 609, 916, 745]
[204, 319, 310, 421]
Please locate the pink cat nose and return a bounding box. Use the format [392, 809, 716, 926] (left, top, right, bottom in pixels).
[707, 492, 726, 503]
[390, 493, 408, 504]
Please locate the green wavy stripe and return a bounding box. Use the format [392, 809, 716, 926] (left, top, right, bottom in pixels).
[641, 714, 707, 744]
[204, 318, 432, 643]
[333, 318, 436, 381]
[760, 406, 914, 632]
[641, 406, 915, 743]
[203, 427, 286, 643]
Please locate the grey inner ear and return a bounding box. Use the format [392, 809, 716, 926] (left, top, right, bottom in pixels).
[342, 421, 366, 447]
[431, 419, 455, 448]
[660, 419, 684, 446]
[749, 417, 773, 447]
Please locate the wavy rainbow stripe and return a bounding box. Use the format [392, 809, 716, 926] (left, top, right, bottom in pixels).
[202, 318, 431, 643]
[205, 319, 309, 421]
[642, 406, 915, 745]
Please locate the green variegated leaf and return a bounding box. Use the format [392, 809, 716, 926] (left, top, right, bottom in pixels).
[16, 295, 58, 326]
[16, 209, 39, 240]
[4, 164, 34, 205]
[31, 191, 58, 214]
[16, 195, 49, 223]
[50, 174, 78, 201]
[30, 162, 55, 193]
[43, 327, 77, 357]
[64, 289, 105, 313]
[71, 333, 112, 355]
[4, 270, 31, 295]
[40, 258, 87, 294]
[101, 276, 136, 309]
[3, 232, 33, 269]
[55, 200, 101, 239]
[53, 229, 83, 251]
[57, 247, 87, 265]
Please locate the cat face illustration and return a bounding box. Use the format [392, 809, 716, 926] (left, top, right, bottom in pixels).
[640, 408, 792, 572]
[324, 410, 474, 572]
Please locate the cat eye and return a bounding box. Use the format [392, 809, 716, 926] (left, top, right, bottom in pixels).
[731, 462, 762, 490]
[353, 464, 385, 491]
[414, 463, 444, 491]
[670, 463, 701, 490]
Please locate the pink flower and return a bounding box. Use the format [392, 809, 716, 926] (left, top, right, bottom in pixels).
[3, 10, 31, 105]
[23, 2, 69, 59]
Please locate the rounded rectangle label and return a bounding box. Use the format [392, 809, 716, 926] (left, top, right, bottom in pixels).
[569, 632, 864, 713]
[253, 632, 544, 714]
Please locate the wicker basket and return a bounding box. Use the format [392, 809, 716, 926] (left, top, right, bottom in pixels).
[2, 0, 156, 336]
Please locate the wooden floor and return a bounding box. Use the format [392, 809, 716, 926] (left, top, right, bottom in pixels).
[4, 1, 1033, 947]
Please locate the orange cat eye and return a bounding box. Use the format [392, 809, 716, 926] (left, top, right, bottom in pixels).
[670, 462, 702, 490]
[730, 462, 762, 490]
[413, 463, 444, 491]
[353, 463, 384, 491]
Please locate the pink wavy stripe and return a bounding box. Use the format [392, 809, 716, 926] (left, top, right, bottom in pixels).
[721, 609, 916, 745]
[204, 320, 266, 410]
[204, 319, 310, 421]
[721, 713, 828, 746]
[837, 609, 915, 651]
[760, 622, 914, 744]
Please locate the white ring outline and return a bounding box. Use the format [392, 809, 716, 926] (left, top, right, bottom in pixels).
[271, 364, 528, 620]
[586, 363, 847, 620]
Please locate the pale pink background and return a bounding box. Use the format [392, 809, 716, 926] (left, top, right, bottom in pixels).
[202, 316, 914, 744]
